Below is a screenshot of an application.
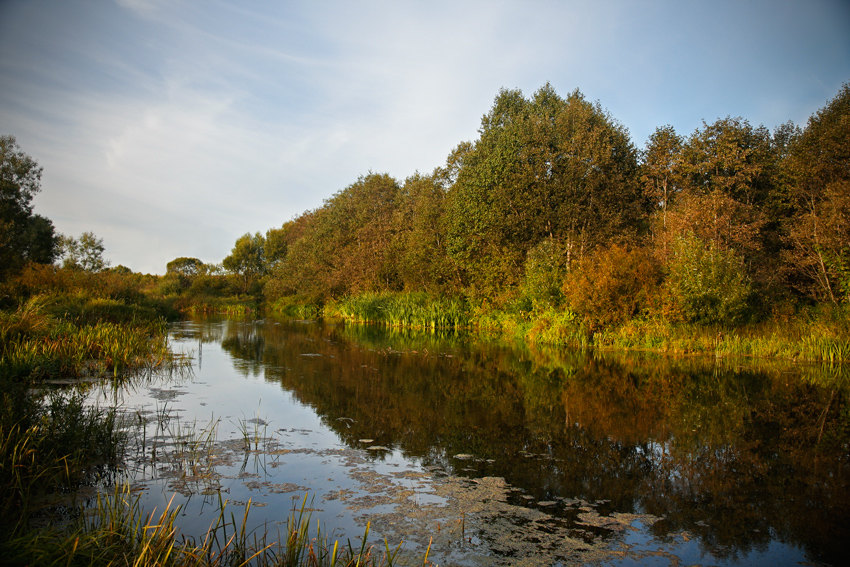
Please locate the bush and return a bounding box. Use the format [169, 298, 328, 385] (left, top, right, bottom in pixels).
[187, 274, 232, 297]
[562, 244, 663, 327]
[155, 272, 189, 296]
[522, 239, 568, 310]
[666, 233, 752, 325]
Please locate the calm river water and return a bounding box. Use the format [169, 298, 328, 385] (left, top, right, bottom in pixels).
[87, 316, 848, 566]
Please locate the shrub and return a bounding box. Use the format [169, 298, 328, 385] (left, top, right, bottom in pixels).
[666, 233, 752, 325]
[187, 274, 231, 297]
[522, 240, 568, 310]
[562, 244, 663, 327]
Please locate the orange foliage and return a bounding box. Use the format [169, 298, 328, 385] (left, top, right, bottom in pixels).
[562, 244, 663, 326]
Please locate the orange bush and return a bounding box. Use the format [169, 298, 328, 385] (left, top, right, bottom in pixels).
[562, 244, 663, 327]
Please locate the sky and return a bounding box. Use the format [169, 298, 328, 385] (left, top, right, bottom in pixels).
[1, 0, 848, 274]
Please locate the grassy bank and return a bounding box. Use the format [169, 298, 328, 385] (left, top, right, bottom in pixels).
[0, 292, 178, 555]
[0, 273, 415, 566]
[307, 292, 850, 364]
[324, 292, 469, 330]
[171, 294, 259, 315]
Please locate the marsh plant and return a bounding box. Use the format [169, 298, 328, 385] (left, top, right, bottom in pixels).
[328, 292, 469, 330]
[2, 485, 415, 567]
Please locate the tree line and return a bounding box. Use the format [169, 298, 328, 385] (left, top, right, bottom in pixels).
[216, 82, 847, 327]
[2, 81, 848, 329]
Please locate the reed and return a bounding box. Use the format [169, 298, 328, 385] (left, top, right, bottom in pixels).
[268, 296, 323, 319]
[234, 415, 269, 452]
[329, 292, 469, 330]
[0, 390, 128, 538]
[319, 289, 850, 363]
[2, 319, 171, 379]
[588, 314, 850, 363]
[177, 296, 257, 315]
[0, 290, 179, 555]
[2, 486, 414, 567]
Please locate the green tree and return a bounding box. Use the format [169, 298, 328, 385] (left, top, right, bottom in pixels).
[264, 212, 323, 301]
[223, 232, 266, 294]
[166, 257, 204, 276]
[264, 226, 289, 267]
[0, 135, 59, 278]
[394, 171, 454, 293]
[445, 84, 643, 293]
[667, 233, 752, 325]
[60, 231, 109, 272]
[641, 125, 683, 255]
[266, 173, 405, 301]
[523, 239, 568, 310]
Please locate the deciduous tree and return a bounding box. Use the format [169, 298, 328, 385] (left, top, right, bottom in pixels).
[394, 171, 454, 292]
[60, 231, 109, 272]
[166, 257, 204, 276]
[664, 117, 782, 285]
[641, 126, 683, 257]
[223, 232, 266, 293]
[0, 135, 59, 278]
[783, 83, 850, 303]
[446, 84, 643, 293]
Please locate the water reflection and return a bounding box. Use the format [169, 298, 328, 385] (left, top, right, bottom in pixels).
[134, 319, 850, 564]
[200, 317, 849, 566]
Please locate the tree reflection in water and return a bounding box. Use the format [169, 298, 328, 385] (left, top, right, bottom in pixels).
[210, 317, 848, 566]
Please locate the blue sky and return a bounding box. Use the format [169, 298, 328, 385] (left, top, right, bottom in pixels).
[1, 0, 848, 274]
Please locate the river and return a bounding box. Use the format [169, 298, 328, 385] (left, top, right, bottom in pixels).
[85, 316, 848, 566]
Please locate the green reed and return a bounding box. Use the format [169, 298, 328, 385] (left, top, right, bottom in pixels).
[0, 390, 128, 538]
[3, 485, 414, 567]
[329, 292, 469, 330]
[178, 296, 257, 315]
[0, 292, 180, 555]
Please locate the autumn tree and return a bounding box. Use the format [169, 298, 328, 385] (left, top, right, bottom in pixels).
[641, 125, 683, 258]
[663, 117, 787, 290]
[268, 173, 403, 301]
[321, 173, 402, 294]
[783, 83, 850, 303]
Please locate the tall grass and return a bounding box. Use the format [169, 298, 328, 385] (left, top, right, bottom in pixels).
[0, 292, 180, 555]
[0, 390, 127, 537]
[590, 308, 850, 363]
[176, 296, 257, 315]
[3, 487, 413, 567]
[328, 292, 469, 330]
[1, 295, 173, 379]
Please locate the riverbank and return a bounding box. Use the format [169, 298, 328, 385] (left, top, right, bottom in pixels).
[0, 282, 414, 566]
[305, 292, 850, 364]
